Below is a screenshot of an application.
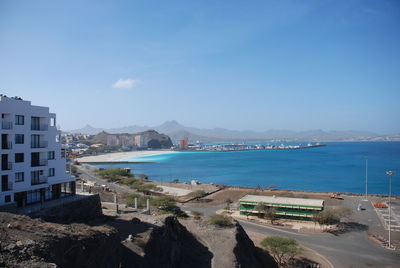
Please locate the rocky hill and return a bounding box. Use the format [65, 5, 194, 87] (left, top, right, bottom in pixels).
[0, 211, 277, 268]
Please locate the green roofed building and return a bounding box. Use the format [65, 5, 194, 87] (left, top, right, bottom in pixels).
[239, 195, 324, 220]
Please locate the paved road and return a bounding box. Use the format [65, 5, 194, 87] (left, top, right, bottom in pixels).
[180, 201, 400, 268]
[76, 166, 139, 195]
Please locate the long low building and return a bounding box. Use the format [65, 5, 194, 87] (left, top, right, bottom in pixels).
[239, 194, 324, 220]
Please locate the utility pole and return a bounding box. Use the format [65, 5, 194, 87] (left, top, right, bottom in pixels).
[386, 170, 394, 249]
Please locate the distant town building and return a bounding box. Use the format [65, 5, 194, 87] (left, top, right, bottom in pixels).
[135, 135, 148, 148]
[119, 135, 134, 147]
[239, 195, 324, 221]
[0, 95, 75, 207]
[106, 135, 119, 146]
[180, 137, 188, 150]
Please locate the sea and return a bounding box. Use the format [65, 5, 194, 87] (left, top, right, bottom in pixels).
[92, 142, 400, 195]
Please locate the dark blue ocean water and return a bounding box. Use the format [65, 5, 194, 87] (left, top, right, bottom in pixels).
[92, 142, 400, 195]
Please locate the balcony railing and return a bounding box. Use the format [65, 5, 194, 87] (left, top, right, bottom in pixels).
[1, 162, 12, 171]
[31, 141, 48, 148]
[1, 121, 12, 130]
[1, 141, 12, 150]
[31, 124, 48, 131]
[1, 181, 13, 192]
[31, 159, 48, 167]
[31, 176, 48, 185]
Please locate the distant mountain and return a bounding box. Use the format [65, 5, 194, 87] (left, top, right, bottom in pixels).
[66, 121, 387, 142]
[68, 124, 105, 135]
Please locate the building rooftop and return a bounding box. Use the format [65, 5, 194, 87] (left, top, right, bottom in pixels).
[240, 194, 324, 207]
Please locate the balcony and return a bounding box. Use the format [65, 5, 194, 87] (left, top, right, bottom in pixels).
[31, 141, 48, 149]
[31, 124, 48, 131]
[1, 162, 12, 171]
[1, 181, 13, 192]
[1, 141, 12, 150]
[1, 121, 12, 130]
[31, 159, 48, 167]
[31, 176, 48, 185]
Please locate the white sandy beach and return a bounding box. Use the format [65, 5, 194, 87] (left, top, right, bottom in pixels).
[77, 150, 175, 163]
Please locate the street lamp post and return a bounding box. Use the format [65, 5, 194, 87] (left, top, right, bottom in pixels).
[386, 170, 394, 249]
[364, 157, 368, 201]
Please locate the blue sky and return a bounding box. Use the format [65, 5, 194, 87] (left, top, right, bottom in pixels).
[0, 0, 399, 134]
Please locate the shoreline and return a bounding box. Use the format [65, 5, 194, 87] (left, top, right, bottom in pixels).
[77, 150, 177, 163]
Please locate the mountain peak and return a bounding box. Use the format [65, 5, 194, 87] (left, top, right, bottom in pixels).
[160, 120, 183, 127]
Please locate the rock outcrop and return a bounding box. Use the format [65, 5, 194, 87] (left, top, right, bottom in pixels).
[0, 212, 121, 268]
[0, 212, 276, 268]
[143, 216, 213, 268]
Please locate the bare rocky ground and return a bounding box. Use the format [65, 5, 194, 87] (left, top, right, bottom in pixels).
[0, 212, 120, 268]
[103, 209, 277, 268]
[0, 207, 278, 268]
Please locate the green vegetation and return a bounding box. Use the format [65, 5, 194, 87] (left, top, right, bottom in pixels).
[151, 196, 176, 211]
[264, 208, 278, 224]
[121, 177, 162, 194]
[151, 196, 188, 218]
[209, 214, 233, 228]
[260, 236, 303, 266]
[253, 202, 278, 224]
[224, 198, 233, 210]
[192, 190, 206, 200]
[126, 194, 152, 209]
[125, 194, 187, 218]
[191, 210, 204, 219]
[98, 168, 131, 180]
[313, 206, 352, 229]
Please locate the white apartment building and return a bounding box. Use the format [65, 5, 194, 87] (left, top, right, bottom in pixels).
[0, 95, 75, 207]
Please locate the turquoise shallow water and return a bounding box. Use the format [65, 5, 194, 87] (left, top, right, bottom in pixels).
[93, 142, 400, 195]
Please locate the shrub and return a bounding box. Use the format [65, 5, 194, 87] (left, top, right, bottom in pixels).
[98, 168, 131, 180]
[151, 196, 176, 211]
[125, 194, 153, 209]
[260, 236, 303, 266]
[192, 190, 207, 199]
[191, 210, 204, 219]
[209, 214, 233, 227]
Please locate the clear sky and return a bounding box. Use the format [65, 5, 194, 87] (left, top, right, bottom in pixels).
[0, 0, 399, 134]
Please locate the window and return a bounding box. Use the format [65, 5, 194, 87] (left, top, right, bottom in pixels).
[61, 149, 66, 158]
[49, 168, 55, 177]
[31, 116, 40, 130]
[15, 115, 24, 125]
[50, 117, 55, 126]
[31, 135, 40, 148]
[5, 195, 11, 203]
[48, 151, 55, 160]
[15, 134, 24, 144]
[15, 153, 24, 163]
[15, 172, 24, 182]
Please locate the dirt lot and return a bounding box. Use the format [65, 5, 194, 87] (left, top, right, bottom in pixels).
[194, 187, 348, 206]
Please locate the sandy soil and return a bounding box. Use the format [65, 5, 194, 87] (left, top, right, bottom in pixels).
[157, 185, 193, 197]
[77, 150, 175, 162]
